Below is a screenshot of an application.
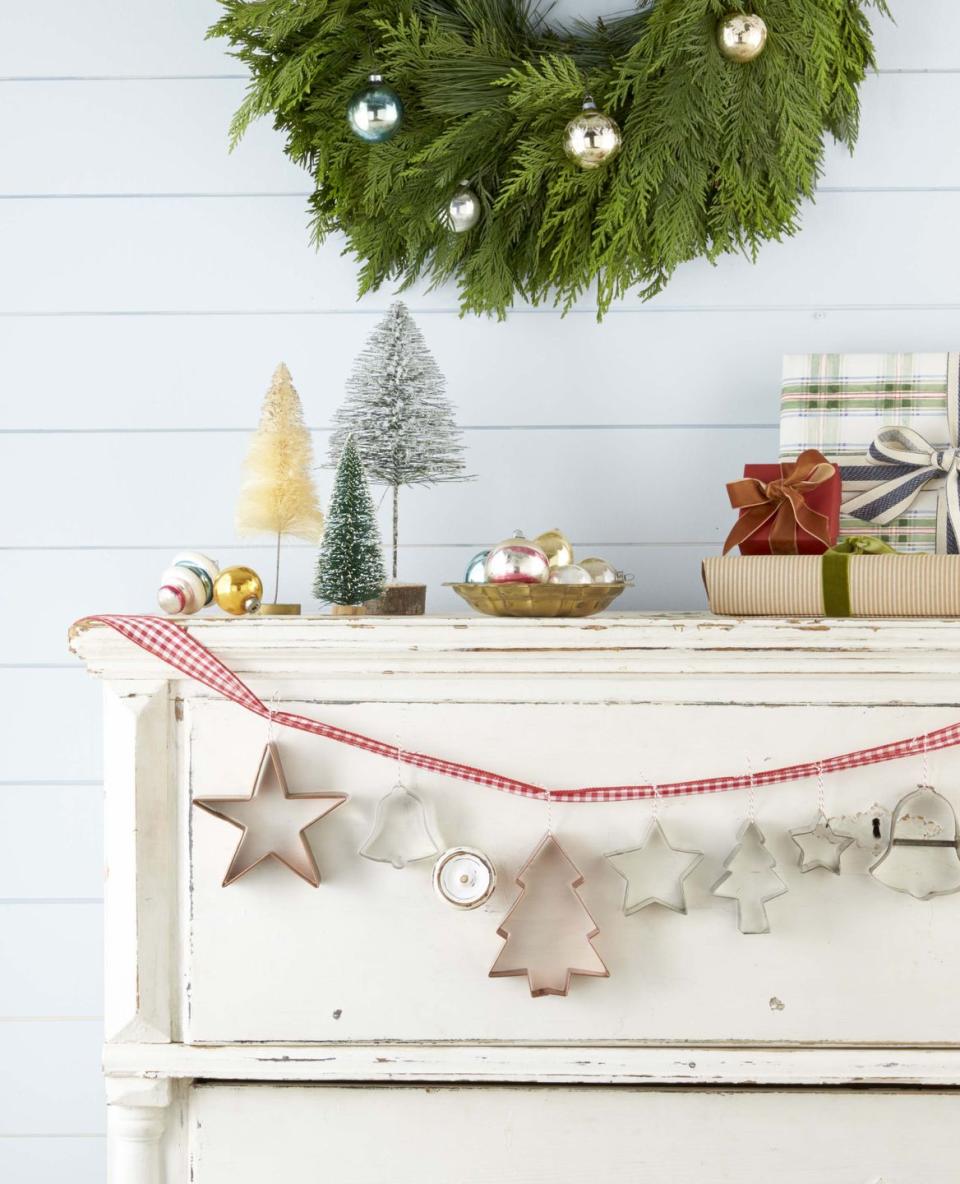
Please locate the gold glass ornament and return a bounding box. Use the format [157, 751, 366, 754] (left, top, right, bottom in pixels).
[716, 12, 768, 63]
[563, 96, 621, 170]
[534, 528, 574, 569]
[443, 181, 481, 233]
[214, 566, 263, 615]
[579, 556, 619, 584]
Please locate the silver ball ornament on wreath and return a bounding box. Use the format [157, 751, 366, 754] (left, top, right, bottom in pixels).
[347, 74, 403, 143]
[563, 95, 621, 170]
[484, 531, 550, 585]
[443, 181, 481, 233]
[716, 12, 768, 63]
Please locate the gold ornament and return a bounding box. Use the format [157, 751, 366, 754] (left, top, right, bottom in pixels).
[716, 12, 768, 63]
[214, 566, 263, 615]
[563, 96, 621, 169]
[534, 528, 574, 569]
[579, 556, 619, 584]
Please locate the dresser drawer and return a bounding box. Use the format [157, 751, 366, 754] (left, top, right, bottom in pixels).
[186, 693, 960, 1045]
[189, 1083, 957, 1182]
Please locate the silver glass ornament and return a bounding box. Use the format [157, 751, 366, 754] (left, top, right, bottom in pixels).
[347, 74, 403, 143]
[563, 96, 621, 170]
[716, 12, 768, 63]
[548, 564, 592, 585]
[484, 530, 550, 584]
[443, 181, 481, 233]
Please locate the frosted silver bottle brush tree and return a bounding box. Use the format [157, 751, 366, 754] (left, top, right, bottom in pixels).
[327, 301, 472, 613]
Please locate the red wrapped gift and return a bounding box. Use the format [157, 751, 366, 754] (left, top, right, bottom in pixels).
[724, 449, 840, 555]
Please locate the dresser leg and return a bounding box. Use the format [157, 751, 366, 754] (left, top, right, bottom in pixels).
[106, 1077, 172, 1184]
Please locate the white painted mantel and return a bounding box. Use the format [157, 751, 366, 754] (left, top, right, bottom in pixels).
[71, 614, 960, 1183]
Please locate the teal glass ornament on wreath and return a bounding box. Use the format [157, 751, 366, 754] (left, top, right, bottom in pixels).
[347, 74, 403, 143]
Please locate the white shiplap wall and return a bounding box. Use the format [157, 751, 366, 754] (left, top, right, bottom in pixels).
[0, 1, 955, 1178]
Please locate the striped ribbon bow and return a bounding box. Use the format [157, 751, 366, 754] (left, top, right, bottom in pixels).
[842, 426, 960, 554]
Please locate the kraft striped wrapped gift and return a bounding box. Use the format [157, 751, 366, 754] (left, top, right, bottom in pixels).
[779, 352, 960, 552]
[702, 554, 960, 617]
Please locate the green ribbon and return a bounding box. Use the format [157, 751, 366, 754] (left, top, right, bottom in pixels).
[821, 537, 898, 617]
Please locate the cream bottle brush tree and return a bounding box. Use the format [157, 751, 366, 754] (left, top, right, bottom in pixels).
[327, 302, 472, 580]
[236, 363, 324, 612]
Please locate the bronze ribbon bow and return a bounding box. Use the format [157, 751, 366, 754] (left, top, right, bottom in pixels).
[724, 449, 837, 555]
[821, 536, 898, 617]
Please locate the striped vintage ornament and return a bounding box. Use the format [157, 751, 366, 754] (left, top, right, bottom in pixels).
[157, 551, 220, 615]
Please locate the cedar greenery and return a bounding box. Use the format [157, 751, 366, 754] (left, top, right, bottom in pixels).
[210, 0, 889, 319]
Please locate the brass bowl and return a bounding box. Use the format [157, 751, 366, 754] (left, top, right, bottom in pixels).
[445, 581, 631, 618]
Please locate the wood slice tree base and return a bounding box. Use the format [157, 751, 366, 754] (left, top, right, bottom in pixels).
[366, 583, 427, 616]
[330, 603, 370, 617]
[258, 604, 301, 616]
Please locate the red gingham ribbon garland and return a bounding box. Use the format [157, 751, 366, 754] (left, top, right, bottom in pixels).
[82, 614, 960, 803]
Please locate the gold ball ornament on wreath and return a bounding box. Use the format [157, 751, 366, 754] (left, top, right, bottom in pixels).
[214, 566, 263, 615]
[563, 96, 621, 170]
[716, 12, 768, 63]
[443, 181, 481, 233]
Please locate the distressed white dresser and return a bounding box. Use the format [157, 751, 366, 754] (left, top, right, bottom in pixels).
[70, 614, 960, 1183]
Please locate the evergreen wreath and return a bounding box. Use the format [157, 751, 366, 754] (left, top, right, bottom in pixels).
[211, 0, 889, 319]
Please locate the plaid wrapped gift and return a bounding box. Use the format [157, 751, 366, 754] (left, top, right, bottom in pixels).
[779, 352, 960, 552]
